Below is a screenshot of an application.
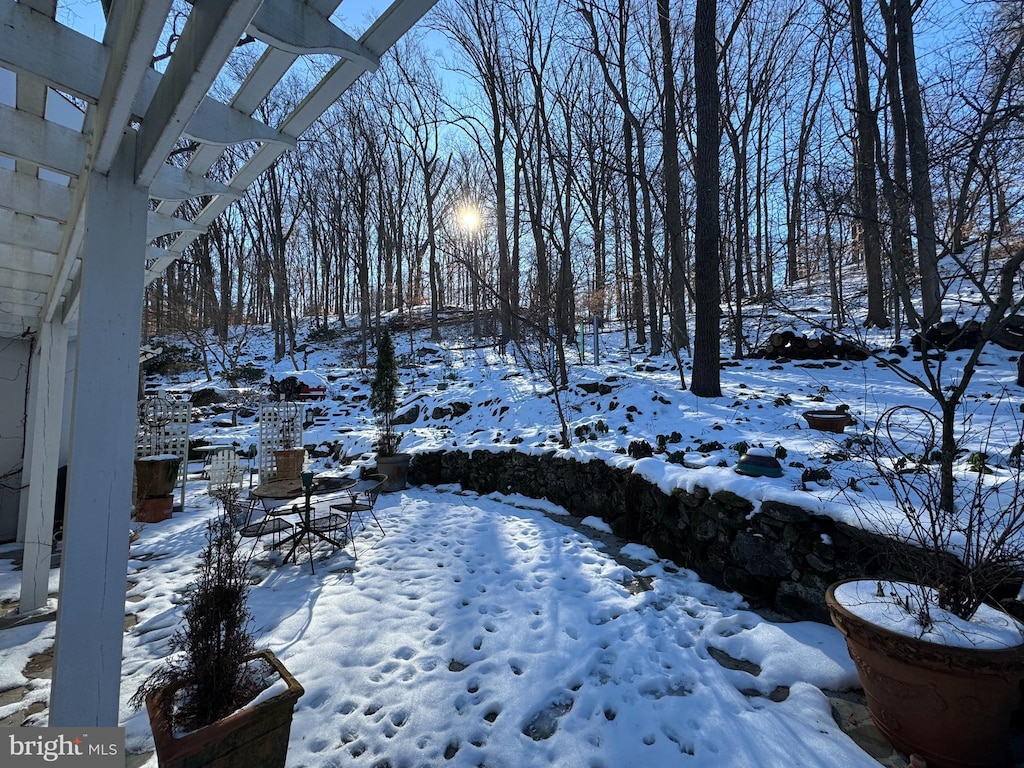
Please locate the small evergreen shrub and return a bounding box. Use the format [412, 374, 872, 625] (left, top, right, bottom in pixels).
[130, 515, 260, 732]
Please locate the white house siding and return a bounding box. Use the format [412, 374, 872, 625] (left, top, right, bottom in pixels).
[0, 338, 30, 542]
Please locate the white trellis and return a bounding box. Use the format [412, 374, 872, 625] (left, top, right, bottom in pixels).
[136, 395, 191, 511]
[258, 401, 304, 481]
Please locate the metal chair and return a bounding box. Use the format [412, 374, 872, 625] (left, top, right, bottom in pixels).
[308, 503, 359, 560]
[223, 497, 257, 531]
[328, 473, 387, 536]
[235, 499, 294, 559]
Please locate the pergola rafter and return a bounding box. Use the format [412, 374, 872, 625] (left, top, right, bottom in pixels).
[0, 0, 437, 727]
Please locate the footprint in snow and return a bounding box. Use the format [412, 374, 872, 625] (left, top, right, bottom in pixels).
[522, 695, 574, 740]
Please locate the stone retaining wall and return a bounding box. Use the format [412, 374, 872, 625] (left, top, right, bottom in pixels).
[408, 449, 917, 622]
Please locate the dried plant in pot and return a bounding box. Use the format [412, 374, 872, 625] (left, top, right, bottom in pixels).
[369, 330, 410, 491]
[131, 511, 302, 767]
[828, 404, 1024, 768]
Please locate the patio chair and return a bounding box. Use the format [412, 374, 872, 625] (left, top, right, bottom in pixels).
[235, 443, 258, 487]
[223, 497, 258, 531]
[207, 447, 244, 493]
[307, 502, 359, 560]
[328, 473, 387, 536]
[236, 502, 294, 559]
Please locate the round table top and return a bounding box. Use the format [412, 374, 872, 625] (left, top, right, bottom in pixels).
[252, 476, 356, 499]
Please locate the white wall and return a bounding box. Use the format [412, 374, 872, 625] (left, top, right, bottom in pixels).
[0, 338, 30, 542]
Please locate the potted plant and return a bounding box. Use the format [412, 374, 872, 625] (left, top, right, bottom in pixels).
[826, 404, 1024, 768]
[369, 330, 410, 492]
[131, 511, 303, 767]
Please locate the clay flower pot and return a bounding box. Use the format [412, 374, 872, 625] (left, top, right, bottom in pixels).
[273, 448, 305, 480]
[826, 579, 1024, 767]
[802, 409, 852, 433]
[134, 455, 182, 498]
[375, 453, 412, 492]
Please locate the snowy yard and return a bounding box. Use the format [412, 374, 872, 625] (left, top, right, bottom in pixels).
[6, 308, 1024, 765]
[74, 483, 880, 767]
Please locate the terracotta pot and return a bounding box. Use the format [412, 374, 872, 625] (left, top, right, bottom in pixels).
[375, 453, 411, 492]
[802, 409, 852, 433]
[135, 456, 182, 499]
[145, 649, 303, 768]
[273, 448, 305, 480]
[133, 497, 173, 523]
[826, 579, 1024, 768]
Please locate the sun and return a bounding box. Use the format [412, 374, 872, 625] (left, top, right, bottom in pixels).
[456, 205, 482, 233]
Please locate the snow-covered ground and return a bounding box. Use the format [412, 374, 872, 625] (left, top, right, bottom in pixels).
[3, 283, 1024, 765]
[177, 305, 1024, 542]
[0, 480, 877, 767]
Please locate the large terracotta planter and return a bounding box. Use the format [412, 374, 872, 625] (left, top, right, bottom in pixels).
[135, 456, 182, 498]
[134, 497, 173, 523]
[802, 409, 852, 433]
[826, 579, 1024, 768]
[375, 453, 411, 492]
[145, 650, 303, 768]
[273, 448, 305, 480]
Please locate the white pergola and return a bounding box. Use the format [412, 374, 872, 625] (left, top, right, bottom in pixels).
[0, 0, 436, 727]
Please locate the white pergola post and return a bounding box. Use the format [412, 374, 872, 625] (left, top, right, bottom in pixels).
[17, 315, 68, 612]
[49, 134, 147, 727]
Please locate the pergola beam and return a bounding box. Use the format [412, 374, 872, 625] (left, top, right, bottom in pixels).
[135, 0, 265, 185]
[0, 0, 292, 150]
[0, 103, 86, 177]
[0, 209, 64, 253]
[249, 0, 379, 66]
[146, 210, 208, 239]
[90, 0, 175, 175]
[0, 319, 37, 337]
[0, 169, 72, 221]
[281, 0, 439, 136]
[150, 163, 243, 203]
[0, 245, 57, 277]
[0, 0, 107, 105]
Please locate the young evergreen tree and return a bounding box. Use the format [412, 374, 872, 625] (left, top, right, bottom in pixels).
[369, 330, 402, 456]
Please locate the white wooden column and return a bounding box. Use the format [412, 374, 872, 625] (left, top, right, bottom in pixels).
[17, 315, 68, 612]
[49, 133, 147, 727]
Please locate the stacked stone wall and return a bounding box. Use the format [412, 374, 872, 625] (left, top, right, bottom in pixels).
[409, 449, 915, 622]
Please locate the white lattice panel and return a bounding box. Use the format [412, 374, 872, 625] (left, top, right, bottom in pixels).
[258, 401, 303, 481]
[136, 395, 191, 509]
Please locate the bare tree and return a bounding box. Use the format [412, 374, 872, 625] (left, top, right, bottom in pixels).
[692, 0, 722, 396]
[658, 0, 688, 373]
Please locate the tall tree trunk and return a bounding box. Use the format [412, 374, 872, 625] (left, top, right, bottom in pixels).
[851, 0, 890, 329]
[659, 0, 687, 364]
[893, 0, 940, 323]
[622, 117, 647, 347]
[692, 0, 722, 397]
[879, 0, 916, 327]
